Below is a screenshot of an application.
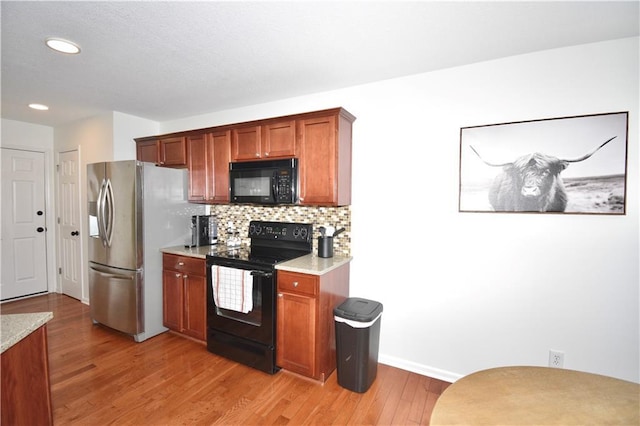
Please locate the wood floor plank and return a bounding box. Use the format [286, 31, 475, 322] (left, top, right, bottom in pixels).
[1, 294, 450, 425]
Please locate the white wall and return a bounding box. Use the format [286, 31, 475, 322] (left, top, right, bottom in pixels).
[112, 112, 160, 161]
[54, 112, 159, 302]
[1, 119, 57, 294]
[161, 37, 639, 383]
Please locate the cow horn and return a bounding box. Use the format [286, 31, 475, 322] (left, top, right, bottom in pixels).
[469, 145, 513, 167]
[562, 136, 617, 163]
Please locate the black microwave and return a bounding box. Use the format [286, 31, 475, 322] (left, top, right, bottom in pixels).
[229, 158, 298, 204]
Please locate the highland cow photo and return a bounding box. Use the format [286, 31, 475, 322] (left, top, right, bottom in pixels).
[459, 112, 628, 214]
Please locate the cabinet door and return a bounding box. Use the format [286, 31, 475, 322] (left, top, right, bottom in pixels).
[208, 130, 231, 202]
[231, 126, 261, 161]
[136, 140, 159, 164]
[183, 274, 206, 341]
[163, 269, 184, 331]
[276, 291, 317, 378]
[263, 120, 296, 159]
[297, 115, 338, 205]
[187, 134, 208, 202]
[159, 136, 187, 166]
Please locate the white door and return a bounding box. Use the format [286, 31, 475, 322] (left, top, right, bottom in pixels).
[1, 148, 48, 300]
[58, 150, 82, 300]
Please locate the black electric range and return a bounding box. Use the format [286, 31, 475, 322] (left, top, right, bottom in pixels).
[205, 220, 313, 373]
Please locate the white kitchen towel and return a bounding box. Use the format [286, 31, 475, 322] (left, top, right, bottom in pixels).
[210, 265, 253, 313]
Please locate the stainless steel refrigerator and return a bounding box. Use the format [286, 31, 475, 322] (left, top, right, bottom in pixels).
[87, 160, 203, 342]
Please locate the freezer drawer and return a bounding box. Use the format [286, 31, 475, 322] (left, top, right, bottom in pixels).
[89, 262, 143, 337]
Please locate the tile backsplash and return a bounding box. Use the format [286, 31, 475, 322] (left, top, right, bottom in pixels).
[208, 205, 351, 257]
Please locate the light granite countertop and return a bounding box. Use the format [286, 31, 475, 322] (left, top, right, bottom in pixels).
[1, 312, 53, 354]
[161, 245, 352, 276]
[161, 244, 223, 259]
[276, 253, 352, 276]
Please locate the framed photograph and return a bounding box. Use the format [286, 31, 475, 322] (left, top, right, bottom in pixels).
[459, 112, 628, 214]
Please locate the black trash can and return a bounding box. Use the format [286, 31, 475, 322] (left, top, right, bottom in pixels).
[334, 297, 383, 393]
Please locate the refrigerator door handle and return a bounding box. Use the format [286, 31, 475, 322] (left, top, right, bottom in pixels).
[104, 178, 115, 247]
[97, 178, 107, 247]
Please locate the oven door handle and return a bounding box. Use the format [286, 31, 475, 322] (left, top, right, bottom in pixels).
[250, 270, 273, 278]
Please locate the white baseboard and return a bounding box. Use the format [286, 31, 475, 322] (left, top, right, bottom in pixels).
[378, 353, 463, 383]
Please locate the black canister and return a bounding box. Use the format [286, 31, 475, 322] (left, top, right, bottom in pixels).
[318, 236, 333, 258]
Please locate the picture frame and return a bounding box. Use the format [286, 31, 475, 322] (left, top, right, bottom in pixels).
[458, 112, 628, 214]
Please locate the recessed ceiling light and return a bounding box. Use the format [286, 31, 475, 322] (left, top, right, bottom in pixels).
[29, 103, 49, 111]
[45, 37, 81, 54]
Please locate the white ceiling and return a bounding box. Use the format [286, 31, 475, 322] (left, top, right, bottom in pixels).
[2, 1, 638, 128]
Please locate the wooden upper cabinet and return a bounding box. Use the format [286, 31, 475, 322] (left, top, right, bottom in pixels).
[187, 131, 231, 203]
[231, 125, 262, 161]
[297, 110, 354, 206]
[136, 139, 159, 163]
[136, 107, 355, 206]
[159, 136, 187, 167]
[208, 131, 232, 202]
[231, 119, 296, 161]
[135, 136, 187, 167]
[263, 120, 296, 159]
[187, 134, 208, 201]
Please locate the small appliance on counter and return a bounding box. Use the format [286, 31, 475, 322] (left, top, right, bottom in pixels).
[188, 215, 218, 247]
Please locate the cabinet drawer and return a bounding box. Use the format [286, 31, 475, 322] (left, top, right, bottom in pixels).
[277, 271, 318, 296]
[163, 254, 205, 275]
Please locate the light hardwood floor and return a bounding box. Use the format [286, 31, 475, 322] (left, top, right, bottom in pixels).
[1, 293, 450, 425]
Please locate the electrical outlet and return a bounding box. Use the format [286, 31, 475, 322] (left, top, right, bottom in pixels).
[549, 350, 564, 368]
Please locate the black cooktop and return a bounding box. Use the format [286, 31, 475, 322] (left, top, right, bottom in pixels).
[207, 221, 313, 268]
[211, 246, 308, 266]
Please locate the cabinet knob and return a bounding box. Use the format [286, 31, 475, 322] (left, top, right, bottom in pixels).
[265, 152, 269, 157]
[255, 153, 260, 157]
[278, 293, 283, 298]
[178, 262, 184, 266]
[183, 275, 188, 279]
[293, 281, 299, 287]
[175, 273, 181, 278]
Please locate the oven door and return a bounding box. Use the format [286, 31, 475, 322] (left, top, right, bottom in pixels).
[206, 260, 275, 346]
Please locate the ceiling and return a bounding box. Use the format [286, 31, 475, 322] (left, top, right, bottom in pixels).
[2, 1, 638, 128]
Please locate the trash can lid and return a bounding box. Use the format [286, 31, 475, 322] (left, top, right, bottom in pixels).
[334, 297, 383, 322]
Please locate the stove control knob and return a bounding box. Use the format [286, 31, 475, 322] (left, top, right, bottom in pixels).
[299, 227, 308, 239]
[293, 227, 300, 238]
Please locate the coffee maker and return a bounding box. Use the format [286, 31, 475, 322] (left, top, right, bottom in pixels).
[189, 215, 217, 247]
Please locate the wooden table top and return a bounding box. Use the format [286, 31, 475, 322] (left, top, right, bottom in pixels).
[430, 366, 639, 425]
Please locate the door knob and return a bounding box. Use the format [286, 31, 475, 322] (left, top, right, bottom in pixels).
[37, 210, 43, 216]
[37, 227, 45, 233]
[71, 231, 79, 236]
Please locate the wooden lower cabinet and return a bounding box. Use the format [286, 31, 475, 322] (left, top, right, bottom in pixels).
[1, 325, 53, 426]
[276, 263, 350, 381]
[162, 254, 207, 341]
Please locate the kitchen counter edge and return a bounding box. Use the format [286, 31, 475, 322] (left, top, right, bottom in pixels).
[161, 246, 352, 276]
[276, 253, 352, 276]
[1, 312, 54, 354]
[161, 245, 219, 259]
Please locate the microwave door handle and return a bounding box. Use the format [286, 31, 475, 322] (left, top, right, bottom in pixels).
[272, 171, 278, 201]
